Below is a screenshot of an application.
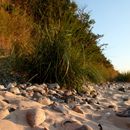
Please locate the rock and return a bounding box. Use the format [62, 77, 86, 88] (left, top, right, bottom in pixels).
[26, 86, 46, 95]
[118, 87, 125, 92]
[50, 102, 68, 114]
[61, 120, 89, 130]
[72, 89, 77, 95]
[48, 90, 57, 95]
[65, 95, 75, 104]
[33, 92, 43, 100]
[76, 125, 92, 130]
[49, 95, 64, 103]
[0, 85, 6, 90]
[47, 83, 60, 89]
[122, 95, 129, 101]
[82, 84, 96, 96]
[9, 87, 21, 95]
[7, 82, 17, 89]
[64, 90, 72, 96]
[0, 109, 9, 119]
[72, 106, 84, 114]
[26, 86, 37, 91]
[38, 97, 52, 105]
[26, 90, 34, 97]
[16, 84, 26, 89]
[33, 87, 46, 95]
[21, 90, 29, 97]
[108, 104, 115, 109]
[8, 106, 17, 112]
[26, 108, 46, 127]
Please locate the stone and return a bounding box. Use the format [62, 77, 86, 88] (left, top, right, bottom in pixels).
[26, 86, 38, 91]
[7, 82, 17, 89]
[76, 125, 92, 130]
[64, 90, 72, 96]
[26, 90, 34, 97]
[61, 120, 85, 130]
[118, 87, 125, 92]
[72, 106, 84, 114]
[0, 85, 6, 90]
[82, 84, 96, 96]
[108, 104, 115, 109]
[38, 97, 52, 105]
[50, 102, 68, 114]
[33, 92, 43, 100]
[48, 90, 57, 95]
[10, 87, 21, 95]
[65, 95, 75, 104]
[33, 87, 46, 95]
[122, 95, 129, 101]
[47, 83, 60, 89]
[26, 108, 46, 127]
[16, 84, 26, 89]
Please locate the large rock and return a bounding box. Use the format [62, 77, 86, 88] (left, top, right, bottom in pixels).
[26, 108, 46, 127]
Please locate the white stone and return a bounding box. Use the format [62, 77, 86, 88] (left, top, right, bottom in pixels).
[0, 85, 5, 90]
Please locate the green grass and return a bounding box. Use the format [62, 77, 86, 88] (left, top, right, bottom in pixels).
[0, 0, 117, 90]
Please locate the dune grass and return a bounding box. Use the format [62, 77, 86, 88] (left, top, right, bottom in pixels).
[0, 0, 117, 90]
[115, 72, 130, 82]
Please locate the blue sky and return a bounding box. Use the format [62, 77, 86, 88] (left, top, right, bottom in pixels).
[73, 0, 130, 72]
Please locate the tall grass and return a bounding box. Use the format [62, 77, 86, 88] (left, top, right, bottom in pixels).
[115, 72, 130, 82]
[0, 0, 117, 89]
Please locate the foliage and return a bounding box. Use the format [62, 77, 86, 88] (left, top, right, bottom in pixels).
[115, 72, 130, 82]
[0, 0, 117, 90]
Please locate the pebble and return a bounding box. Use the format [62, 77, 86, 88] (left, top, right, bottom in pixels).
[7, 82, 17, 89]
[38, 97, 52, 105]
[0, 85, 6, 90]
[72, 106, 84, 114]
[47, 83, 60, 89]
[10, 87, 21, 95]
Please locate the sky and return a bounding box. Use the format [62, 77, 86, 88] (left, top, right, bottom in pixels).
[73, 0, 130, 72]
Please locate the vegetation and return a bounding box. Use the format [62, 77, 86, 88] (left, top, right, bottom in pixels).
[115, 72, 130, 82]
[0, 0, 117, 89]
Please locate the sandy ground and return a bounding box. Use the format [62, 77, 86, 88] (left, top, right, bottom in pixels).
[0, 83, 130, 130]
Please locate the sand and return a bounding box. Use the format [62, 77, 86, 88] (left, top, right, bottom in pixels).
[0, 83, 130, 130]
